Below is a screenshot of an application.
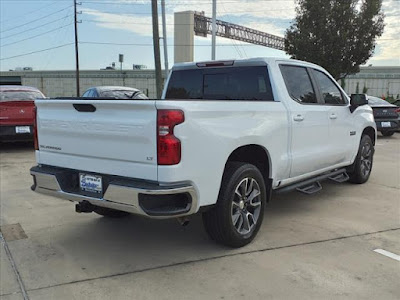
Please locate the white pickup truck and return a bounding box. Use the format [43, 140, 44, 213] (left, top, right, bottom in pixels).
[30, 58, 376, 247]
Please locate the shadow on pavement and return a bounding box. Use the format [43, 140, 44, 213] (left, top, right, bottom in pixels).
[0, 141, 34, 153]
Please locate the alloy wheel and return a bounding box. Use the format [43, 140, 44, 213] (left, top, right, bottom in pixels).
[231, 177, 262, 235]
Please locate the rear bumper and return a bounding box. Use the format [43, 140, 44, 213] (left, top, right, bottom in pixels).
[374, 119, 399, 131]
[30, 165, 198, 218]
[0, 125, 33, 141]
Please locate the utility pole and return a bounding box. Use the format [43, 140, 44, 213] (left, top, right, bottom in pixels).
[74, 0, 80, 96]
[211, 0, 216, 60]
[161, 0, 169, 81]
[151, 0, 162, 98]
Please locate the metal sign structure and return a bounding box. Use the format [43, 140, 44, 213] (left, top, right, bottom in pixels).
[193, 13, 285, 51]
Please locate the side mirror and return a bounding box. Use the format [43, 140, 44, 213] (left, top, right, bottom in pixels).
[350, 94, 368, 113]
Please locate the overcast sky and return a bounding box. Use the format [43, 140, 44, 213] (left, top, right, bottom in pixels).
[0, 0, 399, 71]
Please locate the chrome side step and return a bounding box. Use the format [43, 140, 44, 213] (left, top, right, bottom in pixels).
[275, 168, 348, 195]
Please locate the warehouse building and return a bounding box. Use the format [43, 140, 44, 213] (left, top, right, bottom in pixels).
[0, 66, 399, 99]
[342, 66, 400, 99]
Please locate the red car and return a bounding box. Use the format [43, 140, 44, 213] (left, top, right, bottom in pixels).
[0, 86, 45, 142]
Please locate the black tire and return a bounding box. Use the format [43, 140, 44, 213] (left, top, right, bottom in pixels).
[93, 206, 130, 218]
[202, 162, 267, 248]
[381, 130, 394, 137]
[348, 135, 374, 184]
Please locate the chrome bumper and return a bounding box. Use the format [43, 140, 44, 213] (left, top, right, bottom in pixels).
[30, 167, 198, 219]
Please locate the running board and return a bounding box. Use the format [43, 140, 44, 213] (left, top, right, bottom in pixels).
[275, 168, 347, 195]
[296, 182, 322, 194]
[328, 172, 349, 183]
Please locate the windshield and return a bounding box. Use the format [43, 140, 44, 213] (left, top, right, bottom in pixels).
[0, 91, 44, 102]
[100, 90, 148, 99]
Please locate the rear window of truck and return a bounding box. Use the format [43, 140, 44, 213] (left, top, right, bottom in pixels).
[165, 66, 274, 101]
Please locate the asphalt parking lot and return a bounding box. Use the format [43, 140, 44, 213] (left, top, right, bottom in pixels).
[1, 134, 399, 300]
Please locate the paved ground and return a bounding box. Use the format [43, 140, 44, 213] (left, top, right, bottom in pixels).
[1, 134, 399, 300]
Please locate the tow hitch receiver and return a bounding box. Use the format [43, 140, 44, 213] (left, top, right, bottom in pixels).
[75, 201, 95, 213]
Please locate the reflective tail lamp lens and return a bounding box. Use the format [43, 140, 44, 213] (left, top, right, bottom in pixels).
[157, 110, 184, 165]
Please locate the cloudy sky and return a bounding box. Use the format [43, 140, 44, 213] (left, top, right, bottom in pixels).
[0, 0, 399, 71]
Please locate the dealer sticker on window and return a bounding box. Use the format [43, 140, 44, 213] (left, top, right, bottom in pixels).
[15, 126, 30, 134]
[79, 173, 103, 194]
[381, 122, 391, 128]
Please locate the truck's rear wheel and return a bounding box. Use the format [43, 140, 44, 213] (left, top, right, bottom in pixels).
[93, 206, 130, 218]
[202, 162, 266, 248]
[348, 134, 374, 184]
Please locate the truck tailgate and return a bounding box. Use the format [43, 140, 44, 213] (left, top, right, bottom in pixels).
[35, 99, 158, 181]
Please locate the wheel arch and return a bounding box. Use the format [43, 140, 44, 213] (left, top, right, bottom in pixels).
[224, 144, 272, 201]
[362, 126, 376, 145]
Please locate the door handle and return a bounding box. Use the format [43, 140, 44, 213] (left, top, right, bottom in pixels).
[329, 113, 337, 120]
[293, 114, 304, 122]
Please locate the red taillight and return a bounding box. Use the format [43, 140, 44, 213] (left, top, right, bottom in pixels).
[395, 108, 400, 114]
[157, 110, 184, 165]
[33, 106, 39, 150]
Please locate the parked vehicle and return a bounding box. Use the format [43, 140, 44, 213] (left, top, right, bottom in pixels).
[0, 86, 45, 142]
[30, 58, 376, 247]
[82, 86, 148, 100]
[367, 96, 399, 136]
[392, 99, 400, 132]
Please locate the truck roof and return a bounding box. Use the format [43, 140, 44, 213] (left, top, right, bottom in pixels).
[172, 57, 324, 71]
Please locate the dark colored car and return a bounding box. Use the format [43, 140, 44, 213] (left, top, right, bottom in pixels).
[82, 86, 148, 100]
[0, 86, 45, 142]
[368, 96, 400, 136]
[394, 99, 400, 132]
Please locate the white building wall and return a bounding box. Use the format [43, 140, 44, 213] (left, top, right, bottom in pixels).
[342, 67, 400, 98]
[2, 66, 399, 99]
[0, 70, 163, 99]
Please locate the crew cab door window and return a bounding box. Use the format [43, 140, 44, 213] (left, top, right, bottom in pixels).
[280, 65, 317, 104]
[312, 70, 346, 105]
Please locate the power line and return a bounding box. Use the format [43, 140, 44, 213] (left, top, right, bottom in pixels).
[0, 0, 59, 23]
[1, 23, 73, 47]
[80, 40, 399, 46]
[78, 41, 274, 46]
[0, 5, 73, 33]
[0, 43, 74, 61]
[1, 14, 73, 40]
[81, 19, 293, 25]
[41, 13, 73, 70]
[81, 7, 295, 15]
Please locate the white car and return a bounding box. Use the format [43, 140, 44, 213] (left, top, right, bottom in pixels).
[30, 58, 376, 247]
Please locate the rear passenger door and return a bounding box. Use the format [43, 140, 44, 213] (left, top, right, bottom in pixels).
[280, 65, 331, 178]
[310, 69, 355, 164]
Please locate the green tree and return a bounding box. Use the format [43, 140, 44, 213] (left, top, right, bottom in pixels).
[285, 0, 385, 80]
